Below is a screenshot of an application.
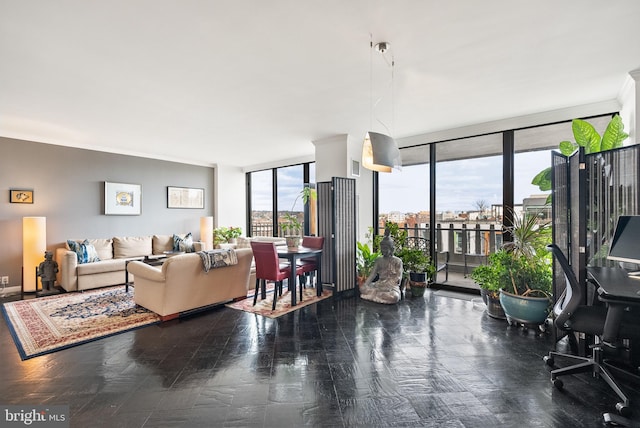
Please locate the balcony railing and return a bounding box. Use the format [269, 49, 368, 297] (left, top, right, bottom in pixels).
[250, 222, 307, 237]
[378, 222, 503, 274]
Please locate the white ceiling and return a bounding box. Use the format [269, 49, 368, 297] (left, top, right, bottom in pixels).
[2, 1, 640, 169]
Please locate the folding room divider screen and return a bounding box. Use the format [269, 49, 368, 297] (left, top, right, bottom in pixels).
[551, 144, 640, 348]
[317, 177, 356, 295]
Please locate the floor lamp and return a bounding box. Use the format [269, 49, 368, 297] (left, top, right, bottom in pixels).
[200, 216, 213, 250]
[23, 216, 46, 293]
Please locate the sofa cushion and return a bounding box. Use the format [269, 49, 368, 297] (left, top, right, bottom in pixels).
[173, 233, 195, 253]
[88, 238, 114, 260]
[77, 258, 127, 275]
[113, 236, 152, 258]
[67, 239, 101, 264]
[152, 235, 173, 254]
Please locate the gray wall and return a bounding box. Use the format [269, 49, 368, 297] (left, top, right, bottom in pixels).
[0, 137, 214, 289]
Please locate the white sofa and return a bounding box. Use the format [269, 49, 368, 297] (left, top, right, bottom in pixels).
[56, 234, 203, 292]
[127, 248, 252, 320]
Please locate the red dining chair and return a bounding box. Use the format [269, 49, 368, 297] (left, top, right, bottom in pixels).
[297, 236, 324, 291]
[250, 241, 304, 310]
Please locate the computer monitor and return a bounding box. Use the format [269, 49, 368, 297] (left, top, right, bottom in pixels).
[608, 216, 640, 271]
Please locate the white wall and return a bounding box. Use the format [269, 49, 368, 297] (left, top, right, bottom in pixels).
[312, 134, 375, 243]
[214, 164, 246, 231]
[312, 134, 349, 182]
[619, 70, 639, 145]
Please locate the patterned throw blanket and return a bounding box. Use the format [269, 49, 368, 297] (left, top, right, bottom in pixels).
[197, 249, 238, 272]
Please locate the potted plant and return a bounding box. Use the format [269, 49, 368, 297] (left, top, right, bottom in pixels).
[531, 114, 628, 202]
[501, 209, 552, 326]
[356, 241, 380, 286]
[281, 186, 316, 248]
[213, 226, 243, 247]
[281, 213, 303, 248]
[397, 247, 435, 297]
[470, 252, 507, 319]
[471, 208, 552, 324]
[497, 252, 552, 326]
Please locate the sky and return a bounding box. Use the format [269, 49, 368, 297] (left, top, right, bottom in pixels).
[379, 150, 552, 213]
[251, 149, 551, 214]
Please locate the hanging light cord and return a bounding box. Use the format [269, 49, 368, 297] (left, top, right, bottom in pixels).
[368, 37, 395, 137]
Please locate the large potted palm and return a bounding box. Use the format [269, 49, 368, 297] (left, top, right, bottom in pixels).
[472, 208, 552, 325]
[498, 209, 553, 326]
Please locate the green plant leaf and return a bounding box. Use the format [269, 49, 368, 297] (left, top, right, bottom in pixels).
[531, 167, 552, 191]
[601, 114, 628, 151]
[572, 119, 600, 154]
[558, 140, 577, 156]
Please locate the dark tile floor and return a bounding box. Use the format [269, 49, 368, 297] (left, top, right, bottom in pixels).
[2, 288, 640, 428]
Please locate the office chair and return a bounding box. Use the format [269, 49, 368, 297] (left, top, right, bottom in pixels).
[544, 244, 640, 419]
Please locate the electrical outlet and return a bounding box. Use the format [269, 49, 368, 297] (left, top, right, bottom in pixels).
[1, 276, 8, 285]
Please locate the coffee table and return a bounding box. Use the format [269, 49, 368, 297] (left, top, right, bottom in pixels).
[125, 255, 167, 292]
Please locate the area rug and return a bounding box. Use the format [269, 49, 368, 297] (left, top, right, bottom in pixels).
[1, 286, 160, 360]
[227, 287, 332, 319]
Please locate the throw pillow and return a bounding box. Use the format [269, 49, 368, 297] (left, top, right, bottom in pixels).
[173, 233, 195, 253]
[67, 240, 83, 261]
[67, 239, 101, 264]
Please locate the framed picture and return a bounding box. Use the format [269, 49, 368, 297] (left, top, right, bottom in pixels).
[167, 186, 204, 209]
[104, 182, 142, 215]
[10, 189, 34, 204]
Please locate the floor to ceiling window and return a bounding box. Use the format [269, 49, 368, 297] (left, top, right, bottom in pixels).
[378, 145, 430, 236]
[376, 113, 616, 291]
[435, 133, 503, 283]
[247, 162, 315, 237]
[277, 165, 304, 236]
[249, 169, 273, 236]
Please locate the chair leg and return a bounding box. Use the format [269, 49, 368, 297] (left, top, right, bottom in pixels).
[272, 281, 282, 310]
[298, 276, 303, 303]
[253, 278, 261, 306]
[545, 350, 632, 417]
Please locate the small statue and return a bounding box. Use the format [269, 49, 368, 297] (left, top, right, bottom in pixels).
[359, 228, 403, 304]
[38, 251, 59, 291]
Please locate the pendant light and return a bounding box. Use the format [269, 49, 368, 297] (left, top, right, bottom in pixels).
[362, 40, 402, 173]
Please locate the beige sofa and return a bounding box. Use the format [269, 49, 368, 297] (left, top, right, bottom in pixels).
[127, 248, 252, 320]
[56, 234, 203, 292]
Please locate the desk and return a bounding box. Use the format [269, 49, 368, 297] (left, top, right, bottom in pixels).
[277, 246, 322, 306]
[587, 267, 640, 344]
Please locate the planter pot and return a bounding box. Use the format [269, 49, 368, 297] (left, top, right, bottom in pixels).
[285, 235, 301, 248]
[409, 272, 427, 282]
[409, 280, 427, 297]
[499, 289, 551, 325]
[480, 288, 506, 320]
